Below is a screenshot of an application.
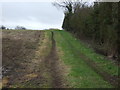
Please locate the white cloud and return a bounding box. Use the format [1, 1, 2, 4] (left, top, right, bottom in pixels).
[0, 0, 56, 2]
[1, 2, 64, 30]
[3, 18, 62, 30]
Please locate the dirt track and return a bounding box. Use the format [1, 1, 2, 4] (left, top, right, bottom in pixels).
[44, 31, 63, 88]
[2, 30, 118, 88]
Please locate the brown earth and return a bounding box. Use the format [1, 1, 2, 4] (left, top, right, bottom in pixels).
[2, 30, 43, 88]
[43, 31, 63, 88]
[2, 30, 66, 88]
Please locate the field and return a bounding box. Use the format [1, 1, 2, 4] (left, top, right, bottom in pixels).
[1, 30, 119, 88]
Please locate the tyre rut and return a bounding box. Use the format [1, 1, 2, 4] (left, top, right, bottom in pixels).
[44, 31, 63, 88]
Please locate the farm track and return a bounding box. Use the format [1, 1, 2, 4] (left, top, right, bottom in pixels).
[2, 30, 119, 88]
[43, 32, 63, 88]
[59, 33, 119, 88]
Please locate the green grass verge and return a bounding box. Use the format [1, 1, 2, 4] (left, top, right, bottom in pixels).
[54, 30, 117, 88]
[61, 31, 118, 76]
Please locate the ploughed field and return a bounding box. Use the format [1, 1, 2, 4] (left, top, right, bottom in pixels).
[1, 30, 119, 88]
[2, 30, 44, 88]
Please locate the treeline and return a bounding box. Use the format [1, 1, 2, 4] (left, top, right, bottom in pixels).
[0, 25, 26, 30]
[54, 1, 120, 60]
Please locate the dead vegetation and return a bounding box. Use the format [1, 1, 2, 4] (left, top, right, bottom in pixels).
[2, 30, 67, 88]
[2, 30, 42, 88]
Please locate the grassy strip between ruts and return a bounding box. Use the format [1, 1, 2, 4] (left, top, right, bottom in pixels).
[54, 30, 118, 88]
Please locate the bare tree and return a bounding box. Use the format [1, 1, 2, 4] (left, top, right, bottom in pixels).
[52, 0, 87, 13]
[53, 0, 74, 13]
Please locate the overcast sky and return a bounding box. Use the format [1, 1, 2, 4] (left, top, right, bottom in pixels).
[0, 0, 97, 30]
[0, 2, 64, 30]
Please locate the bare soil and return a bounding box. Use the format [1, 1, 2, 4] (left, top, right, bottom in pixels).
[2, 30, 65, 88]
[2, 30, 43, 88]
[43, 31, 63, 88]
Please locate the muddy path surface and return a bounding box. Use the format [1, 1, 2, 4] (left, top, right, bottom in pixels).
[44, 31, 63, 88]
